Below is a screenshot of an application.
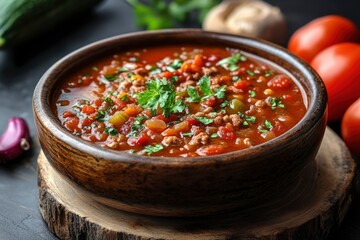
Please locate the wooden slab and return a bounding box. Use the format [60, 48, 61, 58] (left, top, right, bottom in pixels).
[38, 127, 356, 240]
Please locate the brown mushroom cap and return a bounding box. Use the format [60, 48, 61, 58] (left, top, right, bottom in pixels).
[203, 0, 287, 45]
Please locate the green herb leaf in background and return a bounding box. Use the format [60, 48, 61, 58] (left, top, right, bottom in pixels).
[126, 0, 221, 30]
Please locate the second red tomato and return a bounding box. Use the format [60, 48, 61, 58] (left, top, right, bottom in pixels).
[311, 43, 360, 121]
[288, 15, 360, 62]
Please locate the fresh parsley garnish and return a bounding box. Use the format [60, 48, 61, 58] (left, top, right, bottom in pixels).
[95, 110, 106, 121]
[264, 120, 273, 129]
[181, 132, 193, 137]
[170, 75, 179, 83]
[220, 100, 229, 107]
[126, 116, 149, 137]
[195, 116, 213, 125]
[104, 74, 118, 81]
[118, 67, 129, 72]
[249, 90, 256, 98]
[187, 76, 226, 102]
[136, 78, 186, 117]
[269, 97, 285, 110]
[149, 68, 162, 75]
[103, 97, 114, 105]
[210, 133, 218, 138]
[105, 127, 118, 136]
[214, 85, 226, 99]
[198, 75, 212, 97]
[120, 95, 129, 102]
[265, 70, 273, 77]
[232, 76, 240, 82]
[216, 53, 245, 71]
[144, 144, 164, 155]
[126, 0, 220, 30]
[186, 86, 201, 102]
[259, 120, 273, 133]
[246, 70, 255, 76]
[238, 112, 256, 126]
[166, 59, 183, 72]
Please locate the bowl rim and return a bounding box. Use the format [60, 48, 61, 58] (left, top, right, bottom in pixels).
[33, 29, 327, 166]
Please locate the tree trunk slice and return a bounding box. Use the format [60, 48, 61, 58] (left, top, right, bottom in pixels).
[38, 127, 356, 240]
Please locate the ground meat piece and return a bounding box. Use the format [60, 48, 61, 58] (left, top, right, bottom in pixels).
[192, 72, 201, 80]
[189, 132, 209, 146]
[202, 66, 218, 75]
[227, 86, 244, 94]
[182, 80, 196, 88]
[202, 107, 213, 114]
[118, 80, 132, 92]
[229, 114, 242, 127]
[255, 100, 266, 108]
[130, 85, 146, 93]
[205, 126, 218, 135]
[162, 136, 182, 147]
[194, 111, 206, 117]
[133, 79, 146, 87]
[243, 138, 253, 147]
[134, 68, 148, 76]
[191, 125, 202, 135]
[223, 115, 230, 123]
[214, 116, 223, 125]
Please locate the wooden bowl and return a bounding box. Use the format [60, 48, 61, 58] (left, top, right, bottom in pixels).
[33, 29, 327, 217]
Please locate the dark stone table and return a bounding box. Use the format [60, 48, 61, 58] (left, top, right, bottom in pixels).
[0, 0, 359, 239]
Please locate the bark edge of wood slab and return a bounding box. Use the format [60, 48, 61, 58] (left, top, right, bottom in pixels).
[38, 127, 355, 240]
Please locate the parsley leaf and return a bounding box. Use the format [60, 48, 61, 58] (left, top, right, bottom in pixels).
[166, 59, 183, 72]
[105, 127, 118, 136]
[220, 100, 229, 107]
[126, 0, 220, 30]
[198, 75, 212, 97]
[216, 53, 244, 71]
[246, 70, 255, 76]
[144, 144, 164, 155]
[136, 78, 186, 117]
[186, 86, 201, 102]
[182, 132, 193, 137]
[249, 90, 256, 98]
[126, 115, 149, 138]
[238, 112, 256, 126]
[264, 120, 273, 130]
[210, 132, 218, 138]
[95, 110, 106, 121]
[104, 74, 119, 81]
[195, 116, 213, 125]
[259, 120, 273, 133]
[269, 97, 285, 110]
[214, 85, 226, 99]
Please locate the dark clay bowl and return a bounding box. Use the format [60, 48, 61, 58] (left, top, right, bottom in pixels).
[33, 29, 327, 217]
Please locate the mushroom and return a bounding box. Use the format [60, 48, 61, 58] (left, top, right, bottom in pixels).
[203, 0, 287, 44]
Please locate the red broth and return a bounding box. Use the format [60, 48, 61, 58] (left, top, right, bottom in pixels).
[53, 45, 306, 157]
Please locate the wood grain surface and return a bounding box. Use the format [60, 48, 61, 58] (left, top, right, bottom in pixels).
[38, 127, 355, 240]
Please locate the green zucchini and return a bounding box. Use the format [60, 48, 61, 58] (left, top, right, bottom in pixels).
[0, 0, 103, 49]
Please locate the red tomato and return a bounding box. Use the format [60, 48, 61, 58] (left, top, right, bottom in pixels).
[267, 75, 292, 89]
[288, 15, 360, 62]
[234, 80, 250, 90]
[341, 98, 360, 156]
[310, 43, 360, 121]
[218, 126, 236, 140]
[197, 145, 225, 156]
